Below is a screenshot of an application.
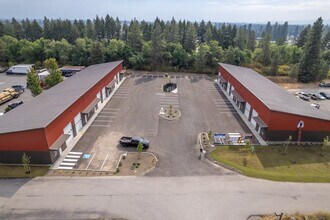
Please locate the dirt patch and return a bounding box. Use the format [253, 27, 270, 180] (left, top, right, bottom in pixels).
[116, 152, 157, 176]
[267, 76, 327, 90]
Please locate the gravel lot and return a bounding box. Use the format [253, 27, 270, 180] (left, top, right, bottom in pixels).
[0, 73, 33, 113]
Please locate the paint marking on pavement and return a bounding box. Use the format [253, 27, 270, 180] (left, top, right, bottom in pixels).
[100, 154, 109, 171]
[90, 125, 112, 128]
[85, 153, 96, 170]
[93, 119, 114, 123]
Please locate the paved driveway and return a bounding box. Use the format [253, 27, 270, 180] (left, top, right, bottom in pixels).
[72, 74, 250, 176]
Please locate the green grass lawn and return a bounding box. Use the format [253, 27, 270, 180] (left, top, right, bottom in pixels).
[0, 165, 50, 178]
[210, 145, 330, 182]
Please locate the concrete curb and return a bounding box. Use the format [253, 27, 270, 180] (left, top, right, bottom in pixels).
[197, 132, 243, 175]
[159, 108, 181, 121]
[116, 152, 158, 176]
[51, 77, 127, 170]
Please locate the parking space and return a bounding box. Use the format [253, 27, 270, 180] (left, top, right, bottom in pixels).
[288, 88, 330, 115]
[69, 74, 250, 176]
[0, 73, 33, 113]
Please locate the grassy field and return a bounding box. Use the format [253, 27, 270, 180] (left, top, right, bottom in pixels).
[0, 165, 50, 178]
[210, 145, 330, 182]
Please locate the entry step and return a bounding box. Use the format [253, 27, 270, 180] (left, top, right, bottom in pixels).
[68, 151, 83, 155]
[58, 166, 73, 170]
[63, 158, 78, 162]
[66, 155, 80, 159]
[60, 162, 76, 166]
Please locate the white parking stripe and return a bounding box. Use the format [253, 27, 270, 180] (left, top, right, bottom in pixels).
[93, 120, 114, 123]
[90, 125, 112, 127]
[85, 153, 96, 170]
[100, 154, 109, 171]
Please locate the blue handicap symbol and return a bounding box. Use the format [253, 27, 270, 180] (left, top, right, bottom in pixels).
[83, 154, 90, 159]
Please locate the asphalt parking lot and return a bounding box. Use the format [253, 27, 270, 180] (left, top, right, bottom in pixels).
[0, 73, 32, 113]
[288, 88, 330, 115]
[72, 74, 250, 176]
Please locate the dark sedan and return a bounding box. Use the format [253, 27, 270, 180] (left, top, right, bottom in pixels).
[319, 92, 330, 99]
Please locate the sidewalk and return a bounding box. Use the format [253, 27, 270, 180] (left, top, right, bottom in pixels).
[52, 77, 127, 169]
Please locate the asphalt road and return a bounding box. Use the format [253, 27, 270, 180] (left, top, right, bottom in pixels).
[0, 175, 330, 220]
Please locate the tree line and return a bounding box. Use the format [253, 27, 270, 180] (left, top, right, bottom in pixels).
[0, 16, 329, 82]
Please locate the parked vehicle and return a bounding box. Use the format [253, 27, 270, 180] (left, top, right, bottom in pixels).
[310, 103, 320, 109]
[297, 93, 310, 101]
[119, 136, 150, 148]
[319, 82, 330, 87]
[0, 88, 19, 105]
[6, 101, 23, 112]
[311, 93, 325, 100]
[12, 85, 25, 93]
[320, 92, 330, 99]
[6, 64, 34, 75]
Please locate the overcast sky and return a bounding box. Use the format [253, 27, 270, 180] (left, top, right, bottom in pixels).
[0, 0, 329, 24]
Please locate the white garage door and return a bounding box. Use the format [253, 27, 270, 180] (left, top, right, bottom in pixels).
[63, 122, 74, 144]
[250, 109, 258, 127]
[102, 87, 106, 101]
[96, 92, 101, 107]
[244, 102, 251, 119]
[230, 85, 235, 99]
[74, 113, 83, 132]
[227, 82, 231, 93]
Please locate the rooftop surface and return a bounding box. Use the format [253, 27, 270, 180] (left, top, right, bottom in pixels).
[0, 61, 122, 134]
[220, 63, 330, 121]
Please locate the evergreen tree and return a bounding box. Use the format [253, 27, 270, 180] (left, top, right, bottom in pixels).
[259, 30, 272, 66]
[44, 58, 64, 88]
[298, 17, 324, 83]
[296, 25, 311, 47]
[115, 17, 122, 39]
[11, 18, 24, 39]
[127, 19, 143, 52]
[121, 22, 129, 42]
[195, 44, 208, 72]
[89, 41, 105, 64]
[151, 20, 165, 69]
[27, 68, 42, 96]
[205, 21, 214, 42]
[198, 20, 207, 43]
[183, 23, 196, 53]
[85, 19, 96, 39]
[165, 17, 179, 43]
[0, 21, 4, 37]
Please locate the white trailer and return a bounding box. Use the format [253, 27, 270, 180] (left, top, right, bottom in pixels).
[6, 64, 35, 75]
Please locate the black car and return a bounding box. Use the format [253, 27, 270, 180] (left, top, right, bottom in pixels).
[119, 136, 150, 148]
[12, 85, 25, 93]
[319, 82, 330, 87]
[319, 92, 330, 99]
[8, 101, 23, 109]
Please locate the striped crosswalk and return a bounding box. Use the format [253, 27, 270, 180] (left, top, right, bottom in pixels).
[58, 151, 82, 170]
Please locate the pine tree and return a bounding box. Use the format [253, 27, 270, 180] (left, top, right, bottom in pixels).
[44, 58, 64, 88]
[184, 23, 196, 53]
[296, 25, 311, 48]
[27, 68, 42, 96]
[127, 19, 143, 52]
[85, 19, 96, 39]
[195, 44, 208, 72]
[89, 41, 105, 64]
[151, 20, 164, 69]
[298, 17, 324, 83]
